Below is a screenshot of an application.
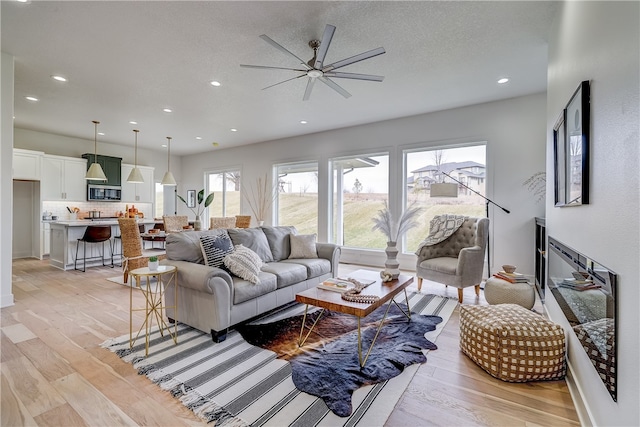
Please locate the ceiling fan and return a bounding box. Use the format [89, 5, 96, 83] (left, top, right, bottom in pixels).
[240, 24, 385, 101]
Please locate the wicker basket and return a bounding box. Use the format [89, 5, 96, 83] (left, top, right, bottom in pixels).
[459, 304, 566, 382]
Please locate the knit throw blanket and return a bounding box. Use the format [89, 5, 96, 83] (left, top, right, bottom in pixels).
[415, 214, 468, 254]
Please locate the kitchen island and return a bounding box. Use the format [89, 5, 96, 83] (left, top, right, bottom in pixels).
[50, 219, 157, 271]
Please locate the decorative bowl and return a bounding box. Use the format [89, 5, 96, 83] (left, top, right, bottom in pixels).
[502, 264, 517, 274]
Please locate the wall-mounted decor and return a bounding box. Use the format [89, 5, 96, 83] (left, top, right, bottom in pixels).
[186, 190, 196, 208]
[554, 80, 590, 207]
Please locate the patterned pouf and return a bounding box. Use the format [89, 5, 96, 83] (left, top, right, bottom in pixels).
[484, 277, 536, 309]
[459, 304, 566, 382]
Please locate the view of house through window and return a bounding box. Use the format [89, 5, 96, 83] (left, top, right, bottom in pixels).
[207, 170, 241, 226]
[330, 154, 389, 249]
[275, 162, 318, 235]
[404, 144, 487, 253]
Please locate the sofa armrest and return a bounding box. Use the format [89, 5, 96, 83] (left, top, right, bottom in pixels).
[162, 259, 233, 293]
[316, 243, 341, 277]
[457, 246, 484, 277]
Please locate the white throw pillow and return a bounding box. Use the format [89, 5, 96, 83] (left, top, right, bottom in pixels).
[289, 234, 318, 259]
[223, 245, 263, 284]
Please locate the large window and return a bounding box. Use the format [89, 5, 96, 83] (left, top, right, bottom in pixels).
[275, 162, 318, 235]
[404, 144, 486, 253]
[206, 170, 241, 226]
[330, 153, 389, 249]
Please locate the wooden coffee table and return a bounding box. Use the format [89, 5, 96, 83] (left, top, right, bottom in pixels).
[296, 269, 414, 367]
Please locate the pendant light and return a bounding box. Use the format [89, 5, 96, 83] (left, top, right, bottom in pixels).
[126, 129, 144, 183]
[85, 120, 108, 181]
[161, 136, 177, 186]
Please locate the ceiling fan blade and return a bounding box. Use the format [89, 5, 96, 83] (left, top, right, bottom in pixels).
[303, 78, 316, 101]
[323, 72, 384, 82]
[261, 74, 307, 90]
[314, 24, 336, 69]
[318, 76, 351, 99]
[241, 64, 308, 72]
[259, 34, 312, 69]
[323, 47, 386, 72]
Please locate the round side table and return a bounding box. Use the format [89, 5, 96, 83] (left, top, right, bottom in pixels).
[484, 277, 535, 310]
[129, 265, 178, 355]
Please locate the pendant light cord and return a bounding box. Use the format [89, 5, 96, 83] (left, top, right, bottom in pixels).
[166, 136, 172, 171]
[133, 129, 139, 167]
[92, 120, 100, 160]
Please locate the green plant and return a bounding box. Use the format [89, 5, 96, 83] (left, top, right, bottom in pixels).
[148, 255, 158, 262]
[178, 189, 214, 218]
[371, 200, 422, 243]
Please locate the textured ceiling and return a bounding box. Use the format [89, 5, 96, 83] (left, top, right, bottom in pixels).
[2, 1, 558, 155]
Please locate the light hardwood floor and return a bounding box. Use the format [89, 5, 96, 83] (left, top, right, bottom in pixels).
[2, 258, 580, 426]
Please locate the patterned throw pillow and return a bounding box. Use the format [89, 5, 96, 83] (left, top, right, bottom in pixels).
[223, 245, 263, 284]
[289, 234, 318, 259]
[200, 234, 234, 268]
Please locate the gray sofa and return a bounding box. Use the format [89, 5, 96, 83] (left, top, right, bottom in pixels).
[162, 226, 341, 342]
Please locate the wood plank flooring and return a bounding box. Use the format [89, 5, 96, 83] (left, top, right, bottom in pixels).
[2, 258, 580, 426]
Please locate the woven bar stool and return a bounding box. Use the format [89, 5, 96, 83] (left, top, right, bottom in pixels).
[74, 225, 114, 272]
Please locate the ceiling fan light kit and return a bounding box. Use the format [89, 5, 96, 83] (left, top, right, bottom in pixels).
[241, 24, 385, 101]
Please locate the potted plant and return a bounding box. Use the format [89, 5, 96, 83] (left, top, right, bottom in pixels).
[177, 189, 214, 231]
[148, 255, 159, 271]
[371, 200, 422, 279]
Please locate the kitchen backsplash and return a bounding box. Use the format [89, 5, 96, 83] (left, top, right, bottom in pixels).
[42, 201, 154, 220]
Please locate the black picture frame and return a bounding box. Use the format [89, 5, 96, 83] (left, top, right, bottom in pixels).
[554, 80, 590, 207]
[186, 190, 196, 208]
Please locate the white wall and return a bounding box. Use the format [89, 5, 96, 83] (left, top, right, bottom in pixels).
[179, 93, 547, 276]
[546, 2, 639, 425]
[1, 52, 15, 307]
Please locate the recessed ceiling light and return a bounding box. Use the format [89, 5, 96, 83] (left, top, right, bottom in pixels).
[497, 77, 510, 84]
[195, 136, 202, 140]
[163, 108, 172, 113]
[230, 128, 237, 132]
[25, 96, 39, 102]
[300, 120, 308, 124]
[98, 132, 105, 136]
[51, 75, 67, 82]
[210, 81, 221, 87]
[16, 0, 28, 3]
[129, 121, 138, 125]
[161, 144, 167, 148]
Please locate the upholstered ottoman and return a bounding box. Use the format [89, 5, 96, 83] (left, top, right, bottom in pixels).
[484, 277, 535, 309]
[459, 304, 566, 382]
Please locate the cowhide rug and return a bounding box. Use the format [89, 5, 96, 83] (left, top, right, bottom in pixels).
[237, 303, 442, 417]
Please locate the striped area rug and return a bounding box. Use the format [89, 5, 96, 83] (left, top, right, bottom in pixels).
[101, 292, 457, 426]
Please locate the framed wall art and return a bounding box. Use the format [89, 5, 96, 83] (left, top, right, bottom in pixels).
[554, 80, 590, 207]
[186, 190, 196, 208]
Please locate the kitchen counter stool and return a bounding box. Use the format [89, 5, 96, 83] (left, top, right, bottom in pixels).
[74, 225, 114, 272]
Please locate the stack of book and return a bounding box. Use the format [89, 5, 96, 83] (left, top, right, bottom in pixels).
[557, 278, 601, 291]
[493, 271, 529, 284]
[317, 278, 356, 293]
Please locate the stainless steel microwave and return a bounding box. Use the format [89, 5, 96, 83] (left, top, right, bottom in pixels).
[87, 184, 121, 201]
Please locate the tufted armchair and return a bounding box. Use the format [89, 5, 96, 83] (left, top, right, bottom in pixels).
[416, 217, 489, 303]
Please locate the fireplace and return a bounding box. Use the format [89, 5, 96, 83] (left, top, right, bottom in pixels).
[546, 237, 617, 401]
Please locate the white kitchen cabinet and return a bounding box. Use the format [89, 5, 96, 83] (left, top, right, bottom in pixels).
[121, 164, 154, 203]
[41, 155, 88, 201]
[13, 148, 43, 180]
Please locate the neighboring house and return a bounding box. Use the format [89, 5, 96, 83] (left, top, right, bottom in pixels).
[410, 161, 485, 195]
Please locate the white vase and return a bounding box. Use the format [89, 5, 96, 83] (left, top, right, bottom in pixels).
[194, 215, 202, 231]
[384, 241, 400, 279]
[148, 260, 159, 271]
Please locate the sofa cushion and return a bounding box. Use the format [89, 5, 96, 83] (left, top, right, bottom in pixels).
[289, 234, 318, 259]
[199, 233, 234, 268]
[261, 225, 297, 261]
[233, 272, 277, 304]
[261, 262, 308, 288]
[228, 228, 274, 262]
[166, 229, 229, 264]
[223, 245, 263, 284]
[281, 258, 331, 279]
